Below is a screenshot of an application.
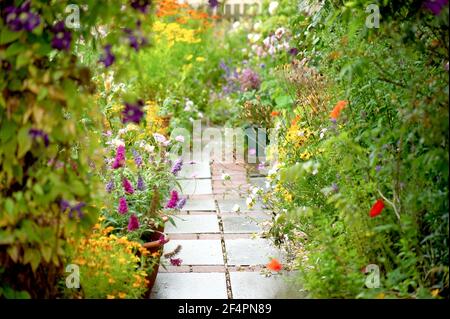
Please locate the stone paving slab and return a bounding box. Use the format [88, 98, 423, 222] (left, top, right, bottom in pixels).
[230, 272, 305, 299]
[177, 179, 212, 195]
[225, 238, 284, 266]
[222, 216, 265, 234]
[181, 197, 216, 211]
[151, 273, 228, 299]
[163, 240, 224, 265]
[217, 198, 268, 213]
[166, 215, 220, 234]
[178, 162, 211, 179]
[249, 177, 268, 189]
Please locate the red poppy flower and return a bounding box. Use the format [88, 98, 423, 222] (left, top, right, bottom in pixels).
[267, 258, 283, 272]
[370, 199, 385, 218]
[271, 111, 280, 117]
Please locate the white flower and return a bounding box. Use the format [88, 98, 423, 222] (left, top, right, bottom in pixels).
[275, 27, 286, 40]
[184, 100, 194, 111]
[197, 112, 204, 119]
[247, 33, 262, 43]
[189, 117, 194, 123]
[263, 36, 271, 48]
[268, 46, 276, 55]
[232, 21, 240, 30]
[320, 128, 328, 139]
[112, 138, 125, 147]
[232, 204, 241, 213]
[144, 144, 155, 153]
[251, 186, 261, 195]
[222, 173, 231, 181]
[268, 1, 279, 15]
[117, 128, 127, 136]
[253, 21, 262, 31]
[175, 135, 185, 143]
[153, 133, 167, 143]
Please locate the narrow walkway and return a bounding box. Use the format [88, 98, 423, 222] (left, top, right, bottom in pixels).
[151, 151, 302, 299]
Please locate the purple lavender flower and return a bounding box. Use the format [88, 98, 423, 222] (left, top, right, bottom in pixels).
[105, 179, 115, 193]
[171, 158, 183, 176]
[127, 214, 140, 231]
[70, 202, 86, 219]
[239, 68, 261, 91]
[132, 149, 143, 166]
[130, 0, 151, 13]
[176, 198, 187, 210]
[423, 0, 448, 15]
[124, 27, 147, 51]
[169, 258, 182, 266]
[99, 44, 115, 67]
[331, 183, 339, 193]
[122, 100, 145, 124]
[60, 199, 71, 212]
[375, 165, 382, 173]
[137, 175, 145, 191]
[289, 47, 299, 56]
[29, 128, 49, 147]
[4, 1, 40, 32]
[51, 21, 72, 51]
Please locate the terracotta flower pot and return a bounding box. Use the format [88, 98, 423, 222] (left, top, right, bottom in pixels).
[142, 215, 170, 297]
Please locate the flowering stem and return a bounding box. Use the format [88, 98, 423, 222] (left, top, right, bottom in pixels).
[377, 189, 400, 222]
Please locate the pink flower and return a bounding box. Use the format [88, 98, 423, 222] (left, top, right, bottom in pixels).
[118, 197, 128, 214]
[170, 258, 182, 266]
[165, 190, 179, 209]
[127, 214, 139, 231]
[112, 145, 125, 169]
[158, 234, 170, 245]
[249, 148, 257, 156]
[122, 178, 135, 194]
[175, 135, 185, 142]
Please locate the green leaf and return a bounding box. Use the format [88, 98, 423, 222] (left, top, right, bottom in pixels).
[17, 126, 32, 159]
[4, 198, 14, 214]
[24, 249, 41, 272]
[275, 95, 294, 108]
[16, 52, 30, 69]
[5, 42, 25, 58]
[0, 28, 21, 45]
[40, 245, 52, 263]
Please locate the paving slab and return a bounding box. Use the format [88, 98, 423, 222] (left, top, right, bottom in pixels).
[230, 272, 305, 299]
[166, 215, 220, 234]
[151, 273, 228, 299]
[163, 240, 224, 265]
[181, 197, 216, 211]
[178, 162, 211, 179]
[177, 179, 212, 195]
[249, 177, 268, 189]
[222, 216, 266, 234]
[217, 198, 267, 213]
[225, 238, 283, 266]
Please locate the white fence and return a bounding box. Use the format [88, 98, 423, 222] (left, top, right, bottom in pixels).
[178, 0, 264, 20]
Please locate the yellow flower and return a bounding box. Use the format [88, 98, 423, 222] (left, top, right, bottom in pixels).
[107, 294, 115, 299]
[108, 278, 116, 284]
[431, 289, 440, 297]
[196, 57, 206, 62]
[118, 292, 127, 299]
[186, 54, 193, 61]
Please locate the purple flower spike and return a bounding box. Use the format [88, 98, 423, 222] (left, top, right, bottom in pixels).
[122, 100, 145, 124]
[170, 258, 183, 266]
[130, 0, 151, 13]
[105, 179, 115, 193]
[171, 158, 183, 176]
[423, 0, 448, 15]
[176, 197, 187, 210]
[99, 44, 115, 67]
[208, 0, 219, 8]
[29, 128, 49, 147]
[239, 68, 261, 91]
[51, 21, 72, 51]
[60, 199, 71, 212]
[118, 197, 128, 214]
[132, 149, 143, 166]
[122, 178, 135, 194]
[112, 145, 126, 169]
[71, 202, 86, 219]
[127, 214, 140, 231]
[165, 190, 179, 209]
[137, 175, 145, 191]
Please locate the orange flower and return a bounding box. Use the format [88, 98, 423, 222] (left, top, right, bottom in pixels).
[267, 258, 283, 272]
[330, 100, 348, 120]
[271, 111, 280, 117]
[291, 115, 301, 126]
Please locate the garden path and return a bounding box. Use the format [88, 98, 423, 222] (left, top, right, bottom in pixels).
[151, 144, 304, 299]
